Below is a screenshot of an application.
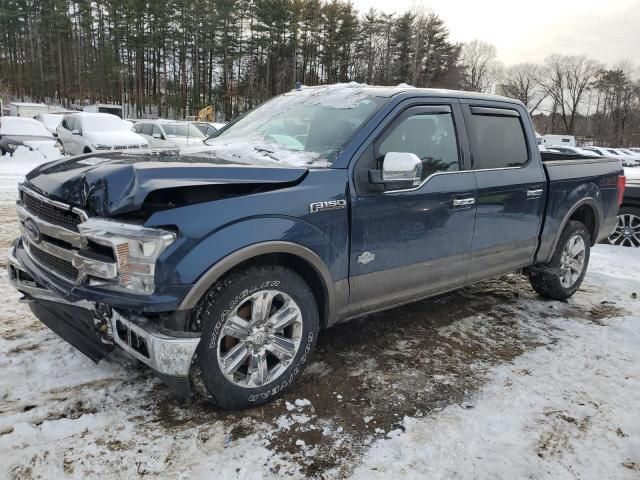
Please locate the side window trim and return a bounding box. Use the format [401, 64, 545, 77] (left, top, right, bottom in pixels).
[373, 105, 461, 169]
[465, 105, 530, 171]
[470, 106, 520, 117]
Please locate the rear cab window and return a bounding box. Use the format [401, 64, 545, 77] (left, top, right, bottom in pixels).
[467, 107, 528, 169]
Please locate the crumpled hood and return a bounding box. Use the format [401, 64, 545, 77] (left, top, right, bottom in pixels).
[24, 150, 308, 217]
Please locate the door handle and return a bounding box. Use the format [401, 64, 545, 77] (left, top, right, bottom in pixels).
[526, 189, 544, 198]
[452, 197, 476, 207]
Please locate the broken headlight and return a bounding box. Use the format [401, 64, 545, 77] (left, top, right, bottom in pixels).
[77, 218, 176, 294]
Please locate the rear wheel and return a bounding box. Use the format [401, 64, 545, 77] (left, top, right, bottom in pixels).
[191, 265, 319, 409]
[527, 220, 590, 300]
[607, 206, 640, 247]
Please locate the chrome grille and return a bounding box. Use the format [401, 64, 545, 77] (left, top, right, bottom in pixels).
[28, 243, 79, 280]
[18, 185, 89, 283]
[22, 191, 83, 230]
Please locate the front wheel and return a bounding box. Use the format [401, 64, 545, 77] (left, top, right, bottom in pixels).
[191, 265, 319, 409]
[607, 206, 640, 247]
[527, 220, 590, 300]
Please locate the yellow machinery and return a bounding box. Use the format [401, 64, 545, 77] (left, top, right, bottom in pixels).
[198, 105, 215, 122]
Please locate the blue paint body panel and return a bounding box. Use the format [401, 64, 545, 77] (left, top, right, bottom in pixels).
[16, 88, 623, 325]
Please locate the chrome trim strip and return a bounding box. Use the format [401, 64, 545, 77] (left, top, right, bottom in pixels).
[17, 204, 85, 248]
[72, 252, 118, 279]
[7, 246, 93, 310]
[111, 311, 200, 377]
[452, 197, 475, 206]
[383, 169, 470, 194]
[22, 239, 81, 282]
[19, 183, 89, 222]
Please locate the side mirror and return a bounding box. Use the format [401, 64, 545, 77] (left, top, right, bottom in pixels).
[382, 152, 422, 185]
[152, 132, 162, 139]
[368, 152, 422, 190]
[72, 129, 81, 135]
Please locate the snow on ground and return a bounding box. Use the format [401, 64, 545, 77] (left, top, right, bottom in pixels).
[0, 159, 638, 479]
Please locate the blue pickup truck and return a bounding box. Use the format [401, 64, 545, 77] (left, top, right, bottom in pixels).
[8, 85, 625, 409]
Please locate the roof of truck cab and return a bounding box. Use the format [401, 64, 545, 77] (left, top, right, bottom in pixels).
[294, 83, 523, 106]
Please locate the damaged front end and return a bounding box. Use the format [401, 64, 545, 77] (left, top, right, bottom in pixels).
[8, 181, 204, 396]
[8, 245, 201, 395]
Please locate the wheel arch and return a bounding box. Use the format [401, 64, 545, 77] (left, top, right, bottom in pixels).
[178, 241, 341, 329]
[546, 197, 602, 262]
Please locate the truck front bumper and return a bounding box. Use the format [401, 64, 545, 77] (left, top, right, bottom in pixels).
[7, 244, 201, 390]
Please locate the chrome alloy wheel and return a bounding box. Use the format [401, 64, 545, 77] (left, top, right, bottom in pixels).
[608, 213, 640, 247]
[559, 234, 586, 288]
[217, 290, 303, 388]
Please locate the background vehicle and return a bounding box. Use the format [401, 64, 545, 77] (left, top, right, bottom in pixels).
[57, 112, 147, 155]
[193, 122, 226, 137]
[133, 120, 205, 147]
[34, 112, 74, 137]
[8, 86, 624, 409]
[583, 147, 638, 166]
[83, 104, 124, 118]
[608, 177, 640, 247]
[618, 148, 640, 160]
[0, 117, 58, 155]
[8, 102, 50, 118]
[546, 146, 599, 156]
[540, 134, 576, 147]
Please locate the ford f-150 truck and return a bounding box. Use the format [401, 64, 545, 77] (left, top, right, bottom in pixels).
[8, 84, 625, 409]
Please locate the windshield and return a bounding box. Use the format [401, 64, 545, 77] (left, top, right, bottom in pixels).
[163, 123, 205, 138]
[82, 114, 130, 132]
[190, 84, 388, 167]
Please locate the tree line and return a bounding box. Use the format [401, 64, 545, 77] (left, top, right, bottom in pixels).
[1, 0, 639, 146]
[0, 0, 464, 118]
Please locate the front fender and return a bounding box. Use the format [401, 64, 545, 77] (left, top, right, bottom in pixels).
[155, 216, 349, 325]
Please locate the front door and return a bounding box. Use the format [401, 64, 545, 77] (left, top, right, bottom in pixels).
[348, 101, 477, 316]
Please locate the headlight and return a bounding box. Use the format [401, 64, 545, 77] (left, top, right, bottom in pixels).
[76, 218, 176, 294]
[93, 144, 112, 150]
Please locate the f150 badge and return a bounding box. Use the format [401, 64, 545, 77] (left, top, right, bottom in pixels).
[309, 199, 347, 214]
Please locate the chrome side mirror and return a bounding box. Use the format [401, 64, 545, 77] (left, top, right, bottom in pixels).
[382, 152, 422, 187]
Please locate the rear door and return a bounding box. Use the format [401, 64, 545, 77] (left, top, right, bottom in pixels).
[461, 102, 546, 281]
[348, 100, 477, 316]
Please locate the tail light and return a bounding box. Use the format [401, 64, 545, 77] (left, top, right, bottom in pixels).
[617, 175, 626, 206]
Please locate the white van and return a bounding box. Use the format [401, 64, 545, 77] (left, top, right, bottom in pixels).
[541, 134, 576, 147]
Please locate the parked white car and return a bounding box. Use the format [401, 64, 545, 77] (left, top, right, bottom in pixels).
[132, 120, 205, 148]
[609, 148, 640, 166]
[33, 113, 73, 137]
[0, 117, 58, 155]
[546, 146, 599, 156]
[582, 147, 638, 167]
[57, 113, 148, 155]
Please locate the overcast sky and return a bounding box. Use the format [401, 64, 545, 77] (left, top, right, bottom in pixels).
[351, 0, 640, 68]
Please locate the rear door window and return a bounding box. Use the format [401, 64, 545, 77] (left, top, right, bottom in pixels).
[468, 110, 528, 169]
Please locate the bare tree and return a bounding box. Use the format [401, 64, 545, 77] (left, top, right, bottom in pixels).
[542, 54, 601, 134]
[499, 62, 546, 113]
[460, 39, 498, 93]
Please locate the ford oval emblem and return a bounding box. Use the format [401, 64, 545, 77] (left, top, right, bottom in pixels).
[24, 218, 42, 244]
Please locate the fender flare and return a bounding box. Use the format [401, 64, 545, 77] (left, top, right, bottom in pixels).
[545, 197, 602, 262]
[177, 241, 339, 322]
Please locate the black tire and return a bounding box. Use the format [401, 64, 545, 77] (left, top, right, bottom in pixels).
[527, 220, 591, 300]
[191, 265, 319, 410]
[606, 206, 640, 248]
